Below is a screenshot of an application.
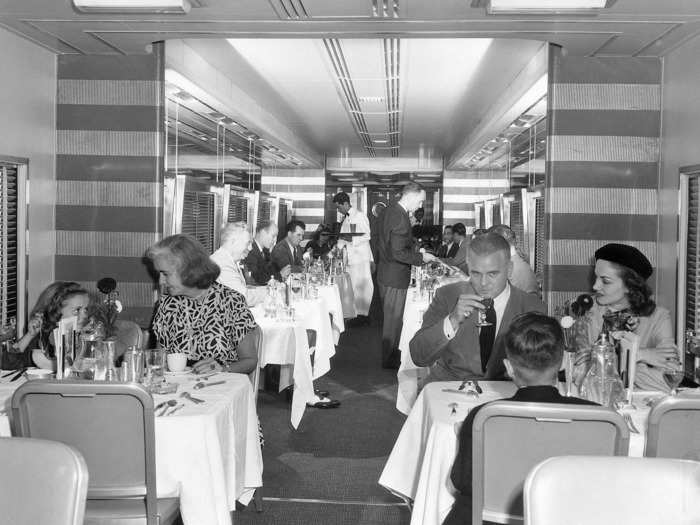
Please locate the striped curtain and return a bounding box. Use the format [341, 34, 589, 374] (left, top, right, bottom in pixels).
[544, 48, 662, 312]
[55, 49, 164, 326]
[442, 170, 509, 233]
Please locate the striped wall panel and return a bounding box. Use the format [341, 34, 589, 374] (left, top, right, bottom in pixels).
[261, 168, 325, 232]
[442, 171, 509, 231]
[544, 49, 662, 313]
[56, 50, 164, 328]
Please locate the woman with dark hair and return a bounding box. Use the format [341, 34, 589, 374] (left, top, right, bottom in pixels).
[148, 234, 259, 374]
[12, 281, 90, 368]
[305, 225, 333, 259]
[572, 243, 677, 391]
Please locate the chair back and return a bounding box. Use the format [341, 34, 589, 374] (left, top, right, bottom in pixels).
[645, 395, 700, 459]
[248, 326, 262, 406]
[471, 401, 629, 525]
[0, 436, 88, 525]
[524, 456, 700, 525]
[113, 319, 147, 359]
[11, 381, 158, 522]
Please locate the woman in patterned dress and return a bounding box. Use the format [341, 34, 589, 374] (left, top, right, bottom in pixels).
[147, 234, 259, 374]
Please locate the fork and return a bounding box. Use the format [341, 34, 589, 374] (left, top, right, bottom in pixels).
[622, 413, 640, 434]
[180, 391, 205, 404]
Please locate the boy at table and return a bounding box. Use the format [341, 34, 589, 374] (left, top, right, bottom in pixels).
[443, 312, 597, 525]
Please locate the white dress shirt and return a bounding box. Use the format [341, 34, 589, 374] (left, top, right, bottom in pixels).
[210, 247, 247, 298]
[443, 283, 511, 339]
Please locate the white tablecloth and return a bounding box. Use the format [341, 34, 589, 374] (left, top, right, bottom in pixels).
[317, 283, 345, 343]
[0, 372, 262, 525]
[252, 296, 337, 428]
[333, 271, 357, 319]
[380, 381, 653, 525]
[396, 289, 430, 415]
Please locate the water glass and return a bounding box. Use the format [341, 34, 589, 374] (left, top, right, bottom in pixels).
[122, 348, 144, 382]
[663, 359, 684, 395]
[475, 297, 494, 327]
[143, 349, 165, 387]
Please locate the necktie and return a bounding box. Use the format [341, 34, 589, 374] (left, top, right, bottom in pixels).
[479, 303, 497, 372]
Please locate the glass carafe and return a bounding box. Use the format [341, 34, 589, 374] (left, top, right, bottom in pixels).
[580, 333, 625, 408]
[73, 331, 102, 380]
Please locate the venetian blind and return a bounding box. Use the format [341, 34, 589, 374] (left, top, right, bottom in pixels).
[534, 196, 546, 276]
[0, 165, 18, 325]
[228, 194, 248, 223]
[278, 200, 288, 230]
[509, 200, 525, 254]
[182, 190, 215, 254]
[685, 176, 700, 333]
[257, 197, 272, 230]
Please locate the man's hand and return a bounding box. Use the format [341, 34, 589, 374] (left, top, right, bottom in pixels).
[448, 294, 484, 331]
[192, 357, 223, 374]
[422, 252, 436, 263]
[280, 265, 292, 280]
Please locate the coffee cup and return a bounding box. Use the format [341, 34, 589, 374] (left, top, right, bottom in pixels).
[167, 352, 188, 372]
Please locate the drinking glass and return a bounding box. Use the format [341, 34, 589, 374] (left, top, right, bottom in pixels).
[143, 349, 165, 387]
[663, 359, 684, 395]
[290, 274, 303, 301]
[475, 297, 493, 327]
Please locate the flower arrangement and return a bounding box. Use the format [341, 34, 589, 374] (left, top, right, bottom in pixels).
[556, 294, 594, 351]
[90, 277, 123, 338]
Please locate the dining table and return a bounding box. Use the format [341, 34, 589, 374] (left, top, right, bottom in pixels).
[396, 288, 431, 415]
[379, 380, 669, 525]
[251, 292, 338, 428]
[0, 370, 263, 525]
[331, 270, 357, 320]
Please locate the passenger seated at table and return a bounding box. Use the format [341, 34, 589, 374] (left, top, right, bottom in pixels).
[411, 232, 545, 384]
[244, 220, 290, 285]
[305, 225, 334, 259]
[439, 222, 469, 274]
[443, 312, 597, 525]
[12, 281, 90, 369]
[148, 234, 259, 374]
[572, 243, 677, 392]
[488, 224, 539, 295]
[270, 219, 306, 279]
[211, 221, 252, 297]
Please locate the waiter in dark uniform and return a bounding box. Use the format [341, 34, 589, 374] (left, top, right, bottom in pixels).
[377, 182, 435, 369]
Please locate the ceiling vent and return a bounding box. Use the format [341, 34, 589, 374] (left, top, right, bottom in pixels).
[73, 0, 191, 13]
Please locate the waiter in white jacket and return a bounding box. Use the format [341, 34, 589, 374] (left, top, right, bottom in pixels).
[333, 192, 374, 318]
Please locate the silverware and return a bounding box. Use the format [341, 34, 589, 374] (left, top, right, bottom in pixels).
[166, 403, 185, 416]
[180, 391, 204, 404]
[472, 380, 483, 394]
[448, 402, 458, 415]
[157, 399, 177, 416]
[10, 368, 25, 382]
[622, 413, 640, 434]
[457, 379, 468, 391]
[193, 380, 226, 390]
[442, 388, 478, 397]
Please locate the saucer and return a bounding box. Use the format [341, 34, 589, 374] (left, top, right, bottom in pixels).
[164, 366, 192, 376]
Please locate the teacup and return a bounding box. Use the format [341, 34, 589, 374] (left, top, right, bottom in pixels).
[167, 352, 188, 372]
[25, 368, 54, 380]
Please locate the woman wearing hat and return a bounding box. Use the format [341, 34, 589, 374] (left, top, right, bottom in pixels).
[572, 243, 678, 392]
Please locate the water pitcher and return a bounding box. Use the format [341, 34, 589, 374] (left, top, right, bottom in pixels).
[580, 333, 625, 408]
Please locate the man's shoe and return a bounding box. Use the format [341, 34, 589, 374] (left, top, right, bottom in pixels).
[306, 395, 341, 408]
[314, 389, 329, 398]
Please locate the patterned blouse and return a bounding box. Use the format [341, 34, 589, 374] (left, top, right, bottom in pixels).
[152, 281, 257, 363]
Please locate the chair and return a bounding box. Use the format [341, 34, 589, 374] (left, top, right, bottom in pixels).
[645, 395, 700, 459]
[11, 381, 180, 525]
[113, 319, 147, 360]
[0, 436, 89, 525]
[247, 326, 264, 513]
[524, 456, 700, 525]
[471, 401, 629, 525]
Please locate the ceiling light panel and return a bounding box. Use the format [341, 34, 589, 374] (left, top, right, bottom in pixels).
[478, 0, 610, 14]
[73, 0, 191, 13]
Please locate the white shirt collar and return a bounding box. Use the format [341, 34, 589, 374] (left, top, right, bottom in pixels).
[492, 283, 511, 335]
[255, 239, 264, 252]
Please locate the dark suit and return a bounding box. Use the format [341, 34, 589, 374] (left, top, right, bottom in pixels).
[410, 281, 546, 382]
[377, 203, 423, 367]
[244, 241, 275, 285]
[443, 386, 598, 525]
[441, 238, 469, 274]
[270, 239, 304, 279]
[437, 242, 459, 259]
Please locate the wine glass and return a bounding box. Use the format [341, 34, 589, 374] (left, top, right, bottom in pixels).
[475, 297, 493, 327]
[662, 358, 685, 395]
[290, 275, 302, 300]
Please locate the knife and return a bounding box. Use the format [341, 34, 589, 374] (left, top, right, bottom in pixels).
[10, 368, 25, 382]
[472, 380, 483, 394]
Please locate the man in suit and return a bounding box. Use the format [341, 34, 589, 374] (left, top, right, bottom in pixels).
[270, 219, 305, 279]
[440, 222, 469, 273]
[243, 220, 290, 285]
[410, 232, 546, 382]
[443, 312, 598, 525]
[437, 225, 458, 258]
[377, 182, 436, 369]
[488, 224, 539, 295]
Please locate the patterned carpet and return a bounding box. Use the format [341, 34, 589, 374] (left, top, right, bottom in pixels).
[235, 314, 411, 524]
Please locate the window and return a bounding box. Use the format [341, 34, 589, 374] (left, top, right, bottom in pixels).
[228, 194, 248, 223]
[0, 159, 26, 330]
[181, 190, 215, 254]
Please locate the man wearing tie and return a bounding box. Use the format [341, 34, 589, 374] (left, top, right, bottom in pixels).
[377, 182, 436, 369]
[410, 232, 546, 383]
[270, 219, 305, 279]
[210, 221, 253, 299]
[437, 225, 458, 258]
[333, 191, 374, 318]
[244, 221, 291, 285]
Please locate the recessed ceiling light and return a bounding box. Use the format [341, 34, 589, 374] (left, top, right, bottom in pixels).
[359, 96, 385, 103]
[373, 139, 389, 144]
[477, 0, 610, 14]
[73, 0, 191, 13]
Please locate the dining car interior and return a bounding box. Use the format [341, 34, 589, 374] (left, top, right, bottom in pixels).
[4, 1, 700, 524]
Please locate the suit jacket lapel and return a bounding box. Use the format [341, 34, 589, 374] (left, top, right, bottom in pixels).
[496, 287, 519, 341]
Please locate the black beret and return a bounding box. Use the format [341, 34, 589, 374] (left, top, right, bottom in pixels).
[594, 243, 653, 280]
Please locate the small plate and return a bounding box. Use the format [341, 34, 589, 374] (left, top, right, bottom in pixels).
[164, 366, 192, 376]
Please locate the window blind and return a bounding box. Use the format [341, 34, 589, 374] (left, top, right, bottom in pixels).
[509, 200, 525, 254]
[533, 196, 545, 276]
[182, 190, 215, 254]
[257, 197, 272, 230]
[228, 194, 248, 224]
[0, 165, 18, 326]
[685, 175, 699, 333]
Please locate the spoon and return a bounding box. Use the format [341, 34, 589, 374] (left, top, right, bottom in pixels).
[180, 391, 205, 404]
[193, 380, 226, 390]
[157, 399, 177, 416]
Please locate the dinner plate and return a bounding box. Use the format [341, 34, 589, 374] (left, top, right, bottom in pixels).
[164, 366, 192, 376]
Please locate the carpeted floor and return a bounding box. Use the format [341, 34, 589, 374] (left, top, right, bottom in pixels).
[235, 314, 411, 524]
